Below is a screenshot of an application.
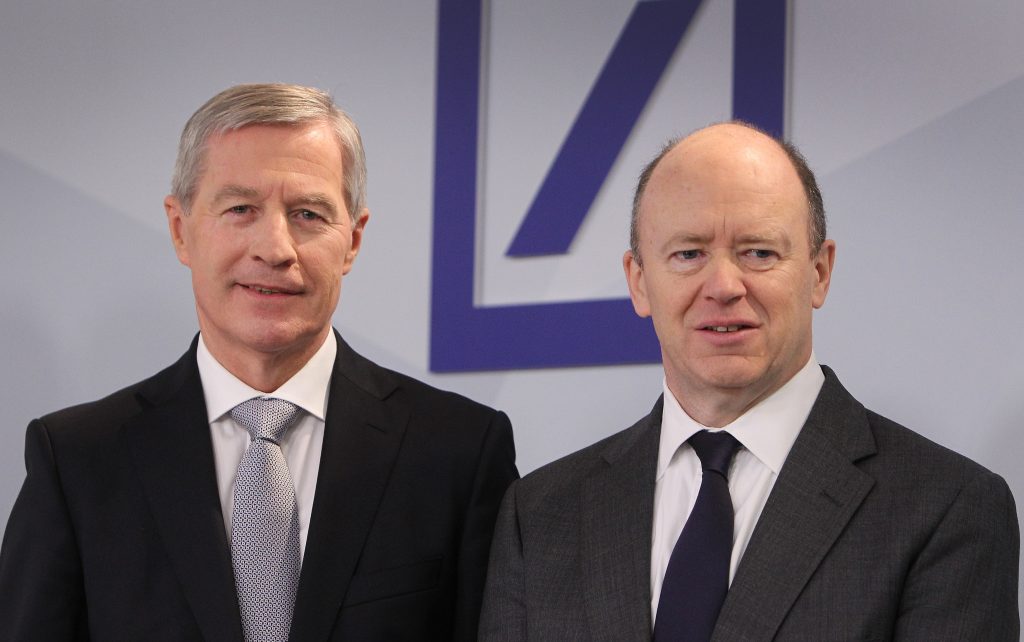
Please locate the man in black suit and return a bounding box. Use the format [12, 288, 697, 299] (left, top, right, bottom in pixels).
[0, 83, 517, 641]
[480, 122, 1018, 639]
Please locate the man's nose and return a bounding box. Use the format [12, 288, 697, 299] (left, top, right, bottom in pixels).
[250, 212, 298, 267]
[702, 255, 746, 303]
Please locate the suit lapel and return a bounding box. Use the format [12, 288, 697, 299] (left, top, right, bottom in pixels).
[124, 341, 243, 642]
[713, 367, 877, 640]
[580, 400, 662, 641]
[289, 335, 408, 641]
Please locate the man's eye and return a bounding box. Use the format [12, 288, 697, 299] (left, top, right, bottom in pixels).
[296, 209, 322, 222]
[228, 205, 251, 215]
[746, 249, 775, 259]
[676, 249, 701, 260]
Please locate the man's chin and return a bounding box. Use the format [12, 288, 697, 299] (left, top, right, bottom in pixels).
[247, 326, 326, 355]
[209, 322, 327, 359]
[691, 356, 766, 391]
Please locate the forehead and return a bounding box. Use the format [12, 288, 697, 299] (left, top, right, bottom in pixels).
[204, 121, 341, 161]
[640, 126, 808, 238]
[197, 123, 345, 192]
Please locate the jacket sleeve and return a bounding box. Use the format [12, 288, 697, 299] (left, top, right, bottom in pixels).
[894, 468, 1019, 639]
[0, 419, 89, 640]
[478, 480, 527, 641]
[453, 409, 519, 641]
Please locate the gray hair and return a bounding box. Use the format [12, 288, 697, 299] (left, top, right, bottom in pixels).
[171, 83, 366, 220]
[630, 121, 826, 264]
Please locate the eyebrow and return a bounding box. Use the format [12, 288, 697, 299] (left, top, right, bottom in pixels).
[211, 184, 262, 204]
[660, 232, 713, 249]
[736, 230, 792, 251]
[655, 229, 795, 253]
[291, 193, 340, 218]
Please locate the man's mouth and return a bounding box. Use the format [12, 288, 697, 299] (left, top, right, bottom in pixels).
[243, 284, 294, 295]
[702, 325, 749, 333]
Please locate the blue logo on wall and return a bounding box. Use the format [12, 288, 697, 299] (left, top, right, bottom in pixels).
[431, 0, 786, 372]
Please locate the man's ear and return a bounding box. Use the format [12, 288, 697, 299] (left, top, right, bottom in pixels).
[623, 250, 651, 318]
[342, 207, 370, 275]
[165, 195, 191, 267]
[811, 239, 836, 309]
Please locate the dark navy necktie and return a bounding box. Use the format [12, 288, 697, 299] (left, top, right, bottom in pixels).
[654, 430, 741, 642]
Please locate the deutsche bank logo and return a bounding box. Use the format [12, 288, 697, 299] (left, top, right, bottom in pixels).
[431, 0, 786, 372]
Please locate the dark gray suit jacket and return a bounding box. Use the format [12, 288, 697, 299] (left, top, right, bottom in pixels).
[480, 366, 1018, 640]
[0, 332, 518, 640]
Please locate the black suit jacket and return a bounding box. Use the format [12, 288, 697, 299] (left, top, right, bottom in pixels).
[480, 366, 1019, 640]
[0, 333, 518, 641]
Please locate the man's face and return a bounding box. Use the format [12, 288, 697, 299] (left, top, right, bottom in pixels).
[165, 122, 367, 371]
[624, 124, 834, 418]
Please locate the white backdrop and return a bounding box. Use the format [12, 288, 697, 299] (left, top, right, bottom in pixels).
[3, 0, 1023, 608]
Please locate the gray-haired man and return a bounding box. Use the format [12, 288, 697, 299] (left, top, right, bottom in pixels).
[0, 83, 517, 641]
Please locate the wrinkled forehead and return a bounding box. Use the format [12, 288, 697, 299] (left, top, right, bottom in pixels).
[636, 128, 812, 254]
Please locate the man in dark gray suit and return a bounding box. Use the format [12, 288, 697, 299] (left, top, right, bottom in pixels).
[480, 122, 1018, 640]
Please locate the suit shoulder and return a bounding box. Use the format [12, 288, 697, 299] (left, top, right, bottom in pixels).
[390, 369, 502, 418]
[355, 365, 517, 488]
[346, 359, 513, 464]
[514, 412, 656, 504]
[817, 368, 1008, 494]
[33, 357, 186, 442]
[337, 338, 503, 422]
[522, 431, 620, 484]
[36, 379, 148, 437]
[867, 409, 993, 473]
[346, 351, 505, 427]
[864, 408, 1011, 498]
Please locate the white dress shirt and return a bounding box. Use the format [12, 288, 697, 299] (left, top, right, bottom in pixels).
[650, 355, 824, 620]
[196, 332, 335, 563]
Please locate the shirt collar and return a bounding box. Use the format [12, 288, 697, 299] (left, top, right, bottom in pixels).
[657, 354, 825, 480]
[196, 331, 337, 423]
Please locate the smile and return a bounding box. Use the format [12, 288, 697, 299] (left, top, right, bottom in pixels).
[704, 325, 746, 333]
[243, 284, 295, 295]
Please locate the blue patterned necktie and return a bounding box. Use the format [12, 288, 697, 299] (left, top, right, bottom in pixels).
[654, 430, 741, 642]
[230, 398, 302, 642]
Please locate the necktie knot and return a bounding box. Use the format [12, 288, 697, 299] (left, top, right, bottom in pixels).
[231, 397, 300, 444]
[689, 430, 740, 478]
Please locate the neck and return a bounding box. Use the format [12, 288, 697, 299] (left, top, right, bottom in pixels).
[667, 378, 784, 428]
[675, 397, 752, 429]
[202, 331, 328, 393]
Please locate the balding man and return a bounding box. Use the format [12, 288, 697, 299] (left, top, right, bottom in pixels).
[0, 83, 517, 641]
[479, 123, 1018, 640]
